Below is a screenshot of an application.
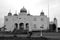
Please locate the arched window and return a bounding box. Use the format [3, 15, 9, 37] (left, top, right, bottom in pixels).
[13, 23, 18, 32]
[15, 23, 18, 29]
[34, 18, 37, 21]
[19, 23, 24, 30]
[34, 24, 36, 28]
[26, 23, 29, 30]
[5, 18, 8, 21]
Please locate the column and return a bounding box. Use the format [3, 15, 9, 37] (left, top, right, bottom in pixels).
[56, 24, 58, 32]
[56, 26, 58, 32]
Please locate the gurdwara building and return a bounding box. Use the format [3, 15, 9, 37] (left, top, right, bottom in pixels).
[4, 7, 58, 32]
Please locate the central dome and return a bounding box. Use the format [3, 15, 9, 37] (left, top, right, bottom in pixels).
[20, 7, 27, 13]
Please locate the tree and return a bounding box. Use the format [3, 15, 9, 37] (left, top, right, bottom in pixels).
[1, 25, 7, 31]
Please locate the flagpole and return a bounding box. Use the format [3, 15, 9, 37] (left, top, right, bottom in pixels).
[48, 0, 49, 17]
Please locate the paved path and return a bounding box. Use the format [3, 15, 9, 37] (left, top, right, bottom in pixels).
[0, 32, 60, 39]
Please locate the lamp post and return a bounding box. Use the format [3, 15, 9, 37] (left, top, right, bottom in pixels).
[41, 29, 43, 36]
[40, 25, 44, 37]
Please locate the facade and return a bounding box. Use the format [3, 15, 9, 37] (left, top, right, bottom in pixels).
[4, 7, 57, 32]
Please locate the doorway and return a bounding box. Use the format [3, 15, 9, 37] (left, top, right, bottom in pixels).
[19, 23, 24, 30]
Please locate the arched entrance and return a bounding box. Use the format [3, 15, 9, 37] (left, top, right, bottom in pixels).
[19, 23, 24, 30]
[49, 23, 56, 32]
[13, 23, 18, 32]
[52, 23, 56, 31]
[14, 23, 18, 30]
[26, 23, 29, 31]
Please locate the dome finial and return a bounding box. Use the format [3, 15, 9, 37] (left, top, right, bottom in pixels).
[40, 10, 44, 15]
[23, 6, 24, 8]
[27, 10, 30, 16]
[28, 10, 30, 13]
[15, 10, 17, 14]
[13, 10, 18, 16]
[42, 10, 43, 12]
[9, 9, 11, 13]
[8, 9, 12, 16]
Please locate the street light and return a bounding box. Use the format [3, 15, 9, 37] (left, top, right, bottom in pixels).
[40, 25, 44, 37]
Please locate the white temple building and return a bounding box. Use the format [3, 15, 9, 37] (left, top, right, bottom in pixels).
[4, 7, 58, 32]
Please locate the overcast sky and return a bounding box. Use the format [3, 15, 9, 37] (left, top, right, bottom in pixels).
[0, 0, 60, 27]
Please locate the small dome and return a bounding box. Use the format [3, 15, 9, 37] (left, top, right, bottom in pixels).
[41, 11, 44, 15]
[14, 14, 18, 16]
[54, 18, 57, 20]
[20, 7, 27, 13]
[40, 10, 44, 16]
[8, 9, 12, 16]
[8, 12, 12, 16]
[27, 14, 30, 16]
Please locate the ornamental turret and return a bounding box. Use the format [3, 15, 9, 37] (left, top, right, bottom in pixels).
[8, 10, 12, 16]
[40, 10, 44, 16]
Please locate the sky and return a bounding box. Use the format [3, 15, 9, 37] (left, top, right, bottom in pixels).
[0, 0, 60, 27]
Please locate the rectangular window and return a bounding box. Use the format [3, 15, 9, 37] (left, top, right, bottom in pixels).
[34, 24, 36, 28]
[34, 18, 37, 21]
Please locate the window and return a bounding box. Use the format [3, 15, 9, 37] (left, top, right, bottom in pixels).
[34, 24, 36, 28]
[5, 18, 8, 21]
[41, 18, 44, 21]
[34, 18, 37, 21]
[19, 18, 21, 19]
[40, 25, 44, 28]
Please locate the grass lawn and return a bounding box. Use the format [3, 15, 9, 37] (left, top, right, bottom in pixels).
[0, 32, 60, 40]
[0, 37, 60, 40]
